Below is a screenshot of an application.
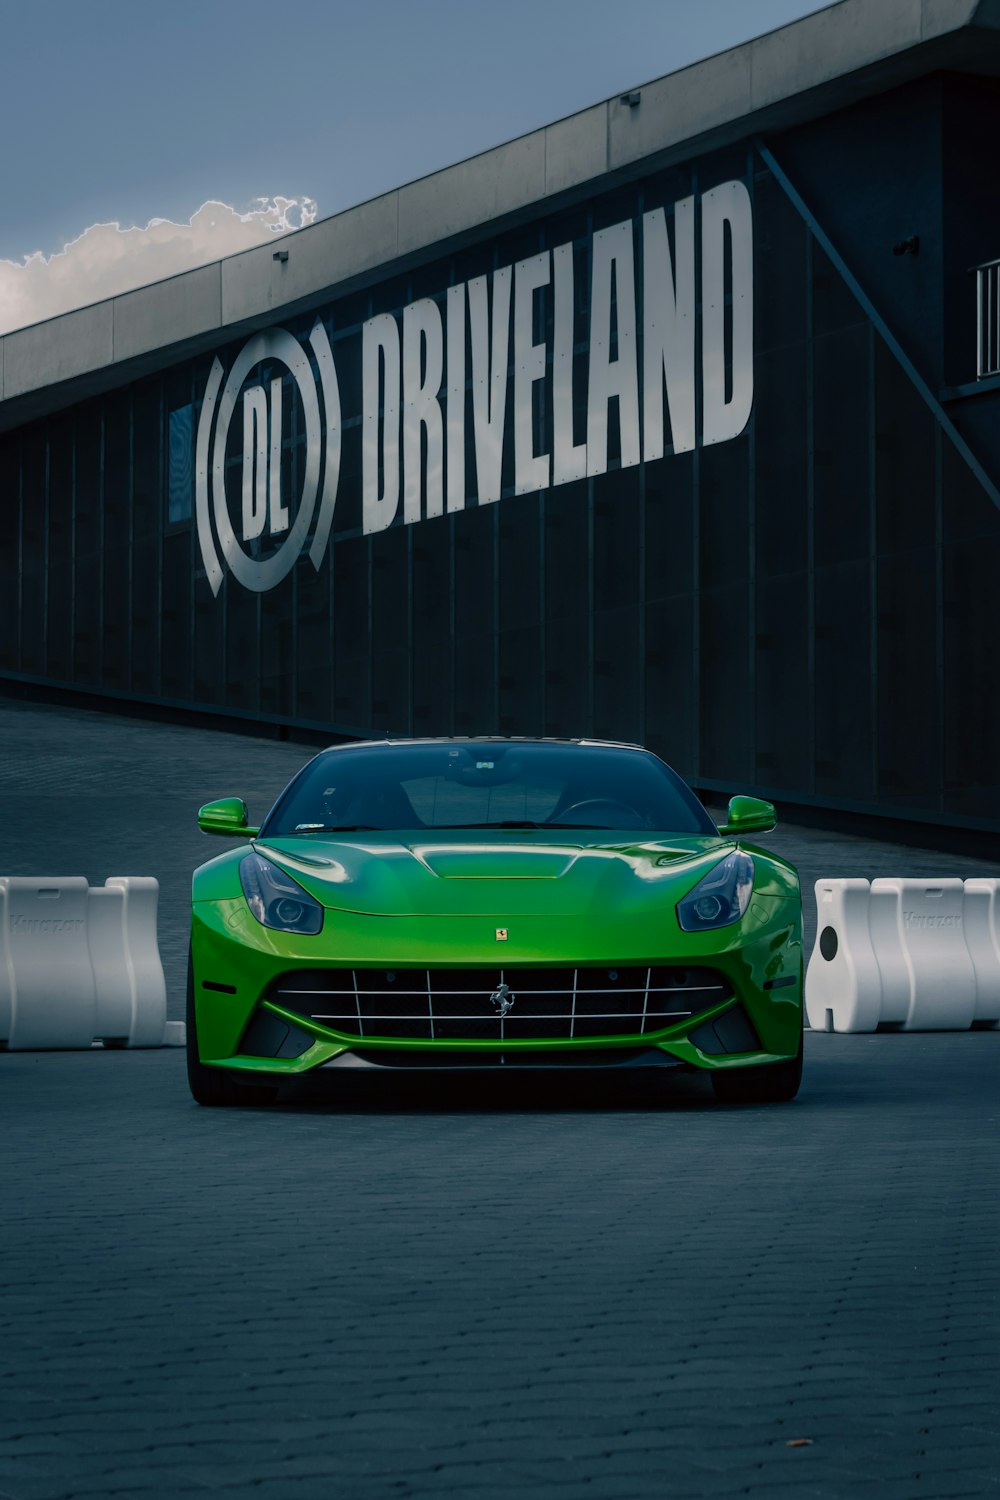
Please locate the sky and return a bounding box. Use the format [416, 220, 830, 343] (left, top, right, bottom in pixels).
[0, 0, 831, 334]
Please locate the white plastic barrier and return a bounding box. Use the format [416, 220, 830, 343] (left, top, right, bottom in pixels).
[869, 878, 976, 1031]
[806, 876, 999, 1032]
[0, 878, 97, 1049]
[805, 879, 882, 1034]
[963, 878, 1000, 1027]
[87, 878, 167, 1047]
[0, 877, 173, 1050]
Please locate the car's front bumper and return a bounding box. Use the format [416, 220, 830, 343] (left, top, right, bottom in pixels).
[191, 895, 803, 1077]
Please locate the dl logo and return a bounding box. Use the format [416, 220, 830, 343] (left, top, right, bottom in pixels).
[195, 324, 341, 594]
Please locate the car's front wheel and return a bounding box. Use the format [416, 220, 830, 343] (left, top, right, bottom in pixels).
[710, 1028, 803, 1104]
[186, 950, 278, 1107]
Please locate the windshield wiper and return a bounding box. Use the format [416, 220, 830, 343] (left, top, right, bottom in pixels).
[430, 820, 622, 831]
[288, 824, 382, 833]
[432, 820, 548, 829]
[532, 822, 626, 829]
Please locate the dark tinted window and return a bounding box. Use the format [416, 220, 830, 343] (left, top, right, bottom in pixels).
[167, 404, 194, 525]
[264, 742, 715, 835]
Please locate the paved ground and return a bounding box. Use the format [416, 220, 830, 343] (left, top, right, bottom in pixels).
[1, 699, 998, 1499]
[1, 1039, 998, 1500]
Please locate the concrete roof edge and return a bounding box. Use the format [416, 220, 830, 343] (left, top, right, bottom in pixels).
[1, 0, 995, 417]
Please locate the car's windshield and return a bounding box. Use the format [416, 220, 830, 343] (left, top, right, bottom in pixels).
[261, 742, 716, 837]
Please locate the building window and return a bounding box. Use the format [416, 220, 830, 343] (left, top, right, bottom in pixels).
[168, 403, 194, 524]
[975, 259, 1000, 378]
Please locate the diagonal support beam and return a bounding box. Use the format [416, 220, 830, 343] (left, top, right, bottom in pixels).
[756, 137, 1000, 517]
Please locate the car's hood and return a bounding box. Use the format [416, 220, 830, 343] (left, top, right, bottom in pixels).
[251, 831, 733, 917]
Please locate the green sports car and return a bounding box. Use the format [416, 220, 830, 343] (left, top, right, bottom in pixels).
[188, 738, 803, 1106]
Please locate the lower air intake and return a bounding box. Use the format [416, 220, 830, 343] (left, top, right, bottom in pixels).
[239, 1008, 315, 1059]
[689, 1005, 761, 1056]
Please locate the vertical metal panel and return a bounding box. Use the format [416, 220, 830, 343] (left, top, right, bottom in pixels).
[448, 511, 456, 733]
[126, 391, 133, 690]
[328, 328, 337, 730]
[804, 233, 815, 794]
[155, 381, 163, 697]
[636, 187, 647, 749]
[586, 211, 595, 735]
[406, 520, 414, 736]
[97, 413, 105, 687]
[746, 151, 757, 783]
[538, 484, 547, 733]
[492, 501, 501, 732]
[867, 322, 878, 801]
[188, 367, 198, 704]
[492, 244, 502, 733]
[365, 295, 374, 728]
[933, 422, 944, 815]
[69, 417, 77, 683]
[16, 436, 23, 671]
[289, 363, 298, 718]
[42, 436, 49, 672]
[690, 168, 701, 781]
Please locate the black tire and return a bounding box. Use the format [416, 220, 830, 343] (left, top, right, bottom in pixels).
[186, 950, 278, 1108]
[711, 1026, 803, 1105]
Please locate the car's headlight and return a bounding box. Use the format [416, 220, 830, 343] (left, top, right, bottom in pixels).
[676, 850, 754, 932]
[239, 853, 324, 934]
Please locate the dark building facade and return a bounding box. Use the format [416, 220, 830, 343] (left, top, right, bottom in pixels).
[2, 3, 1000, 832]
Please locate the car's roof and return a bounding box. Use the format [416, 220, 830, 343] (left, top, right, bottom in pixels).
[320, 736, 648, 753]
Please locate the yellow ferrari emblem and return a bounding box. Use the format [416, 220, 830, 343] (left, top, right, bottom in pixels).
[495, 928, 508, 941]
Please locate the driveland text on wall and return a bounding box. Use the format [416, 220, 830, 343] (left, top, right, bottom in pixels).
[196, 179, 753, 594]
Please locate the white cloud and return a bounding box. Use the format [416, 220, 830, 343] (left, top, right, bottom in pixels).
[0, 196, 318, 337]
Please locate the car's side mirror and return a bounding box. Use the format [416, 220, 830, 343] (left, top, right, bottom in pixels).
[198, 797, 259, 838]
[719, 795, 776, 836]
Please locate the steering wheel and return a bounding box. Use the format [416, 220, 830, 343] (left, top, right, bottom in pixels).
[550, 798, 641, 826]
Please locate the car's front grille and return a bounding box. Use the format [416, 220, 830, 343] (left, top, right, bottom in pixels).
[266, 966, 732, 1041]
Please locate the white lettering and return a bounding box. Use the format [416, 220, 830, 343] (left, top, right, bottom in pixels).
[552, 242, 587, 485]
[587, 220, 640, 478]
[701, 179, 754, 447]
[362, 312, 400, 535]
[402, 298, 444, 522]
[241, 385, 267, 541]
[9, 916, 85, 934]
[201, 182, 758, 594]
[446, 282, 466, 513]
[268, 375, 288, 533]
[642, 201, 695, 460]
[468, 266, 511, 505]
[513, 251, 550, 496]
